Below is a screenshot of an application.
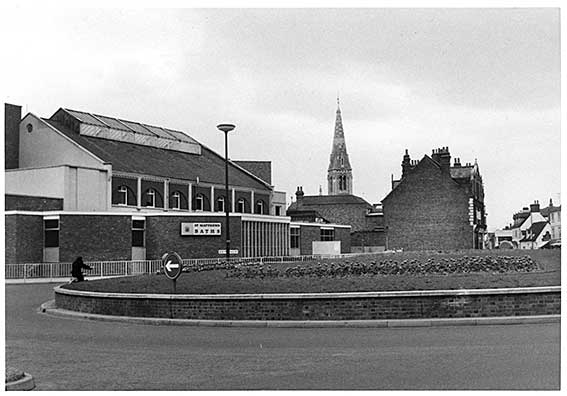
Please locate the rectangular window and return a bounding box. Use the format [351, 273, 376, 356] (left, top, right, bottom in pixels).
[132, 219, 145, 247]
[118, 186, 128, 205]
[290, 227, 300, 249]
[195, 195, 204, 211]
[44, 218, 59, 248]
[320, 228, 335, 241]
[217, 198, 225, 212]
[171, 193, 180, 210]
[275, 206, 281, 216]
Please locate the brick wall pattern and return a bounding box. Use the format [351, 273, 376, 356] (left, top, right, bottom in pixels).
[55, 289, 560, 321]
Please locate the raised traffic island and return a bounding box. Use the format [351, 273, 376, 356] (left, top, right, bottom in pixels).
[54, 250, 561, 321]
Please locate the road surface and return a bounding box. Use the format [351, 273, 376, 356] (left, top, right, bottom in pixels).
[5, 283, 560, 390]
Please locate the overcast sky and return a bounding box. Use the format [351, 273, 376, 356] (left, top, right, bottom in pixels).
[1, 7, 561, 230]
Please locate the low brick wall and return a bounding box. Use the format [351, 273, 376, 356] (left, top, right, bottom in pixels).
[54, 286, 560, 321]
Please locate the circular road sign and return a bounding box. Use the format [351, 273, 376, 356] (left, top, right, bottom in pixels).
[162, 252, 183, 280]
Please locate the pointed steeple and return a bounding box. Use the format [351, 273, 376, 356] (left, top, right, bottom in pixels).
[327, 97, 353, 195]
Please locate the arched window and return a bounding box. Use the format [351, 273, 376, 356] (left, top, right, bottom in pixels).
[195, 194, 204, 211]
[217, 197, 225, 212]
[237, 198, 246, 213]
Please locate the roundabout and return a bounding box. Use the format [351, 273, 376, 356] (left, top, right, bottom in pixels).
[52, 250, 560, 325]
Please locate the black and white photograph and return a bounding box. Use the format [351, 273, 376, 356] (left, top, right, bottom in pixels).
[2, 2, 562, 391]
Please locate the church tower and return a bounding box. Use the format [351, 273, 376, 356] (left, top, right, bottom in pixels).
[327, 97, 353, 195]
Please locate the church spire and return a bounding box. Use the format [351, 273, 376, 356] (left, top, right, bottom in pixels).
[327, 98, 353, 195]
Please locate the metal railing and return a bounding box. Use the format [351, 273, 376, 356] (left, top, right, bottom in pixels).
[5, 252, 370, 281]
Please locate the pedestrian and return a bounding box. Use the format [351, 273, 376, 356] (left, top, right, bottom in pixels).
[71, 256, 92, 282]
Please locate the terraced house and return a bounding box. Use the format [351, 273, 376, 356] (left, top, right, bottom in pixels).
[5, 103, 350, 263]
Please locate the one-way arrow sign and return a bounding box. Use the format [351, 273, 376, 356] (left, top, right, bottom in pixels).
[165, 260, 179, 272]
[162, 252, 183, 280]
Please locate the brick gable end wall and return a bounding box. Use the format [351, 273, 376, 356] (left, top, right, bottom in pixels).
[383, 159, 472, 251]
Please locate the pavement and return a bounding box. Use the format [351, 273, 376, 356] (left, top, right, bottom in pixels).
[40, 299, 560, 328]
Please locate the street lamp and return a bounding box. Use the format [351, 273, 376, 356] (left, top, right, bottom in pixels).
[217, 123, 236, 263]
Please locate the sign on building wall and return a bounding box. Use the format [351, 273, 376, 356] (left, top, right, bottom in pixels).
[181, 222, 221, 236]
[218, 249, 239, 255]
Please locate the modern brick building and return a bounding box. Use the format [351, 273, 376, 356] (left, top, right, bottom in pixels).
[5, 103, 349, 263]
[382, 147, 487, 251]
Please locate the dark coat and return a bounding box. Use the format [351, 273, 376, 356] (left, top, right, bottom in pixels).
[71, 257, 91, 276]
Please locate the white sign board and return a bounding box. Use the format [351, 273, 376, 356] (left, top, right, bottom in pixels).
[181, 222, 221, 236]
[312, 241, 341, 255]
[218, 249, 239, 255]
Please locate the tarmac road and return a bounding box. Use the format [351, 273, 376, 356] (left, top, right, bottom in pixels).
[5, 283, 561, 390]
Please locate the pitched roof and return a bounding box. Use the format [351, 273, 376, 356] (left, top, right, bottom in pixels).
[234, 161, 272, 185]
[541, 205, 561, 217]
[43, 118, 271, 190]
[382, 154, 478, 203]
[287, 194, 372, 211]
[382, 155, 454, 202]
[520, 221, 549, 242]
[449, 165, 474, 179]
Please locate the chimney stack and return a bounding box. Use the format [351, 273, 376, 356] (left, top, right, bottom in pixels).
[295, 186, 304, 203]
[5, 103, 22, 169]
[530, 200, 540, 213]
[432, 146, 451, 173]
[401, 149, 411, 178]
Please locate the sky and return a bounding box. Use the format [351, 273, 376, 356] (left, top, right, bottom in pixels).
[1, 6, 561, 230]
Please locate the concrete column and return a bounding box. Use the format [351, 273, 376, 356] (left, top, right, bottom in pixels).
[164, 179, 169, 211]
[137, 177, 142, 209]
[188, 183, 192, 211]
[210, 185, 215, 212]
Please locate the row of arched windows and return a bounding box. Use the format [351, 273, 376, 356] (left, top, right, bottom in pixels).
[115, 185, 267, 214]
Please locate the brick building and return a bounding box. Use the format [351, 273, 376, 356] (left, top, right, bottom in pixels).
[5, 103, 349, 263]
[382, 147, 486, 251]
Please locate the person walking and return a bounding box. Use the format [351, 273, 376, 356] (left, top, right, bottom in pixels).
[71, 256, 92, 282]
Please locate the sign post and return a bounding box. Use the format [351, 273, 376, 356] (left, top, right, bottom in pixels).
[161, 252, 183, 293]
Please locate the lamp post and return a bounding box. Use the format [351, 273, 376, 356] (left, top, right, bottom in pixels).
[217, 123, 235, 262]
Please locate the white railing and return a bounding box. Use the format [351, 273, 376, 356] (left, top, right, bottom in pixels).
[5, 252, 369, 281]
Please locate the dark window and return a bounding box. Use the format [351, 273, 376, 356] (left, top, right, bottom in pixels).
[171, 192, 181, 210]
[255, 200, 264, 214]
[217, 197, 225, 212]
[132, 219, 145, 247]
[320, 228, 334, 241]
[44, 219, 59, 248]
[144, 189, 156, 207]
[275, 206, 281, 216]
[290, 227, 300, 249]
[237, 199, 246, 213]
[195, 194, 204, 211]
[118, 186, 128, 205]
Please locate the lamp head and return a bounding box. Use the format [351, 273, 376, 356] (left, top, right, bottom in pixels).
[217, 124, 236, 133]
